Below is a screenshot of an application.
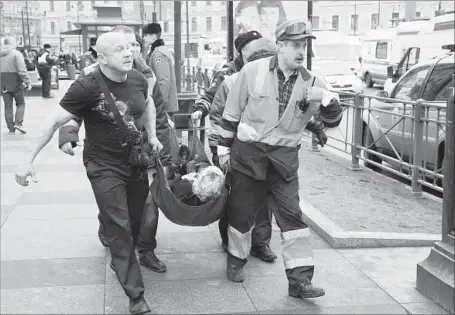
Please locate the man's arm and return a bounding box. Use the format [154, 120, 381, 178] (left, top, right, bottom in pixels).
[143, 94, 157, 140]
[209, 80, 230, 147]
[312, 75, 343, 128]
[192, 70, 228, 117]
[27, 107, 78, 164]
[15, 51, 31, 87]
[153, 52, 171, 107]
[217, 69, 249, 152]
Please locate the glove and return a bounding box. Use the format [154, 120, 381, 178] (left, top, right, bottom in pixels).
[219, 153, 231, 173]
[315, 130, 328, 147]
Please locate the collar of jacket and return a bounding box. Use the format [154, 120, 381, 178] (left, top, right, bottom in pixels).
[269, 55, 311, 80]
[88, 47, 98, 59]
[150, 39, 165, 54]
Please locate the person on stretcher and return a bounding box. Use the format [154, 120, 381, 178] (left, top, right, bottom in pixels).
[167, 144, 225, 206]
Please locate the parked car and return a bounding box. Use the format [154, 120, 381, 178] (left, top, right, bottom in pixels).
[362, 50, 454, 184]
[312, 59, 364, 101]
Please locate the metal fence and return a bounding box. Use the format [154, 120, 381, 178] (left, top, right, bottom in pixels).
[180, 65, 218, 94]
[304, 90, 450, 195]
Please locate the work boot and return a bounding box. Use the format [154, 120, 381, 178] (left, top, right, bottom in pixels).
[250, 245, 277, 262]
[129, 295, 151, 314]
[14, 124, 26, 134]
[8, 129, 15, 135]
[139, 250, 167, 273]
[289, 282, 325, 299]
[226, 254, 245, 283]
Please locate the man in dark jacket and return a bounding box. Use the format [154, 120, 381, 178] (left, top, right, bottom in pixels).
[58, 26, 171, 274]
[0, 37, 31, 134]
[36, 44, 56, 98]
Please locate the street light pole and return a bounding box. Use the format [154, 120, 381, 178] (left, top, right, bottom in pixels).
[185, 0, 191, 91]
[378, 1, 381, 29]
[25, 0, 31, 49]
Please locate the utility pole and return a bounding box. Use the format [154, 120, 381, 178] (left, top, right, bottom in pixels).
[354, 0, 357, 35]
[307, 1, 313, 71]
[185, 0, 191, 91]
[25, 0, 31, 49]
[227, 1, 234, 62]
[378, 1, 381, 29]
[21, 8, 27, 48]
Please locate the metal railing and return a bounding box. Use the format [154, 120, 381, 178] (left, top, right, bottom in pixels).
[180, 64, 218, 94]
[304, 90, 450, 195]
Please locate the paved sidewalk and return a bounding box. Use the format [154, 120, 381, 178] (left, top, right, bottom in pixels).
[0, 83, 448, 314]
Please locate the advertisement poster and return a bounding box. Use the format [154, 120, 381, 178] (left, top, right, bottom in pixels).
[234, 0, 308, 40]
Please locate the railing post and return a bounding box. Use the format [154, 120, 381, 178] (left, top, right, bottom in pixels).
[411, 100, 424, 197]
[351, 93, 363, 171]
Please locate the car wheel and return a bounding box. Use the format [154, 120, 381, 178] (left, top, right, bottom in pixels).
[362, 125, 382, 170]
[365, 73, 374, 88]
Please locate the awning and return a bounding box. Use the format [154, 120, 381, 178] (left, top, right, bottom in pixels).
[60, 29, 82, 36]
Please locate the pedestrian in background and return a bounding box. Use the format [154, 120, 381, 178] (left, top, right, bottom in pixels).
[143, 23, 179, 121]
[36, 44, 56, 99]
[0, 37, 31, 135]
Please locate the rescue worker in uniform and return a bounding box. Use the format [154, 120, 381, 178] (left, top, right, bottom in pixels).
[58, 26, 170, 274]
[143, 23, 179, 121]
[15, 32, 161, 314]
[192, 31, 278, 262]
[217, 20, 343, 299]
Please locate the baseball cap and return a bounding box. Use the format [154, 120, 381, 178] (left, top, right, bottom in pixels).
[275, 20, 316, 41]
[234, 30, 263, 53]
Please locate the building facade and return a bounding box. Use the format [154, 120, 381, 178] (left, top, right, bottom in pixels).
[0, 0, 42, 48]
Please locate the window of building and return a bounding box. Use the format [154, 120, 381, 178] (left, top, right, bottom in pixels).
[67, 21, 72, 30]
[371, 13, 379, 29]
[117, 0, 122, 5]
[312, 16, 320, 29]
[221, 16, 227, 31]
[332, 15, 339, 30]
[206, 1, 212, 5]
[51, 21, 56, 35]
[221, 1, 226, 5]
[191, 17, 197, 32]
[191, 1, 196, 6]
[391, 12, 400, 27]
[66, 1, 71, 11]
[375, 41, 388, 59]
[206, 17, 212, 32]
[416, 11, 421, 18]
[164, 21, 169, 32]
[91, 1, 95, 9]
[351, 14, 358, 31]
[49, 1, 54, 12]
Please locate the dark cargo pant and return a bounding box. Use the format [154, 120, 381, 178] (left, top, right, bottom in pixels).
[85, 160, 148, 299]
[227, 166, 314, 285]
[38, 67, 51, 97]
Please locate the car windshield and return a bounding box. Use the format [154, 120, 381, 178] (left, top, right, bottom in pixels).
[313, 62, 353, 76]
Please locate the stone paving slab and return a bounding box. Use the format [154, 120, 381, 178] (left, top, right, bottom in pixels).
[401, 302, 449, 314]
[105, 278, 257, 314]
[1, 257, 106, 289]
[258, 304, 409, 314]
[0, 284, 105, 314]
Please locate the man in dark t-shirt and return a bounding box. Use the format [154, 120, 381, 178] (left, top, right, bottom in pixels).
[15, 32, 159, 314]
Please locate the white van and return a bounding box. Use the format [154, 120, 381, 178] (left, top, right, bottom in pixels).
[359, 21, 426, 87]
[384, 13, 455, 93]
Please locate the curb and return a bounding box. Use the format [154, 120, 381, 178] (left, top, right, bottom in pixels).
[300, 199, 441, 248]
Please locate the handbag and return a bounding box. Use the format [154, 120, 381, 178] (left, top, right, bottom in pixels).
[94, 70, 153, 169]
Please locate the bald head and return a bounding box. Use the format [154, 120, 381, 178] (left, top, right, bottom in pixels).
[96, 32, 128, 55]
